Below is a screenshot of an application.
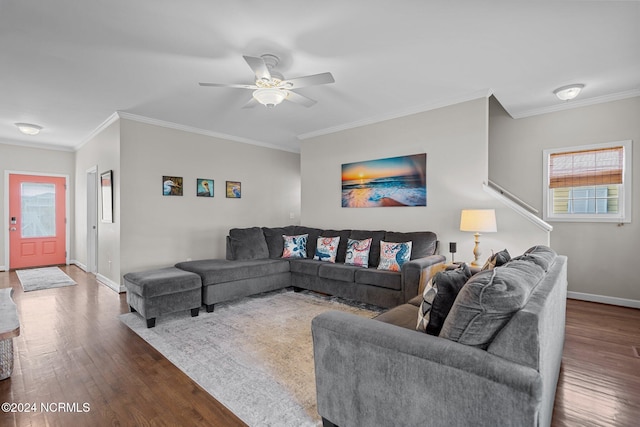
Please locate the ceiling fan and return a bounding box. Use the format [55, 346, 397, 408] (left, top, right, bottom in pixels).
[199, 54, 335, 108]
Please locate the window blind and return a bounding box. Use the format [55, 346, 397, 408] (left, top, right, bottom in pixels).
[549, 146, 624, 189]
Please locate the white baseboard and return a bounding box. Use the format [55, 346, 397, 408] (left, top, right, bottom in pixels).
[567, 291, 640, 309]
[96, 273, 125, 293]
[0, 265, 6, 272]
[71, 260, 87, 272]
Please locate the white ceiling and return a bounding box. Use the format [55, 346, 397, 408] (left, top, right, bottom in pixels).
[2, 0, 639, 153]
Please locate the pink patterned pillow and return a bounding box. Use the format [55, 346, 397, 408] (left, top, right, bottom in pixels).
[345, 238, 372, 268]
[377, 241, 412, 272]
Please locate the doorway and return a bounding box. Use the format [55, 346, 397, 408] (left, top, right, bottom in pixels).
[8, 173, 68, 269]
[87, 167, 98, 274]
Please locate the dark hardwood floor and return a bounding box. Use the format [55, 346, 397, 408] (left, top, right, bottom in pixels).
[1, 265, 639, 426]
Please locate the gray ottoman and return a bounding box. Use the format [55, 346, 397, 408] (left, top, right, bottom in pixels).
[123, 267, 202, 328]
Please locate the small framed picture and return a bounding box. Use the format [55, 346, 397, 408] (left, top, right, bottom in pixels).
[163, 176, 183, 196]
[197, 178, 214, 197]
[226, 181, 241, 198]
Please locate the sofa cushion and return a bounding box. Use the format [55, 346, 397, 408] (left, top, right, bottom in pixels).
[377, 241, 412, 272]
[124, 267, 202, 298]
[318, 263, 359, 282]
[425, 263, 472, 336]
[282, 234, 308, 259]
[321, 229, 351, 263]
[384, 231, 437, 259]
[439, 259, 545, 349]
[228, 227, 269, 260]
[175, 259, 290, 285]
[407, 294, 423, 307]
[294, 226, 323, 258]
[374, 303, 419, 330]
[345, 238, 372, 268]
[313, 236, 341, 263]
[262, 226, 296, 258]
[511, 245, 557, 272]
[289, 259, 323, 276]
[355, 268, 401, 291]
[349, 230, 386, 267]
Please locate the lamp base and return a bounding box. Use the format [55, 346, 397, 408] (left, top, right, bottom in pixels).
[471, 232, 482, 267]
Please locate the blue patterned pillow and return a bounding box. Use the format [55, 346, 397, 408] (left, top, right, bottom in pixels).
[313, 236, 340, 263]
[377, 241, 412, 272]
[282, 234, 308, 259]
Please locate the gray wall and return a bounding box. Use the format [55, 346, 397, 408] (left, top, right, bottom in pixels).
[489, 96, 640, 305]
[300, 97, 550, 263]
[118, 118, 301, 276]
[0, 142, 75, 270]
[74, 119, 121, 287]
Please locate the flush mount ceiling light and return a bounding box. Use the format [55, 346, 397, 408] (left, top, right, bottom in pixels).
[15, 123, 43, 135]
[252, 88, 288, 108]
[553, 84, 584, 101]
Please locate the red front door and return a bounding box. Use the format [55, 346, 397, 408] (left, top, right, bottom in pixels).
[9, 174, 67, 269]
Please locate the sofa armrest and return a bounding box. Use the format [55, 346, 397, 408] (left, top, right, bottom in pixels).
[312, 310, 543, 427]
[401, 254, 446, 302]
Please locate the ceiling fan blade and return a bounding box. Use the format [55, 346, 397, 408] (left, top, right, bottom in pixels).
[281, 72, 334, 89]
[285, 90, 317, 107]
[199, 82, 257, 89]
[243, 55, 271, 82]
[241, 97, 259, 109]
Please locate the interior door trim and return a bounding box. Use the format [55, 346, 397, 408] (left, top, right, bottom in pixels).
[3, 170, 70, 271]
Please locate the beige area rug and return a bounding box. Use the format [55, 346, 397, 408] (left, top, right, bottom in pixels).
[120, 289, 383, 426]
[16, 266, 77, 292]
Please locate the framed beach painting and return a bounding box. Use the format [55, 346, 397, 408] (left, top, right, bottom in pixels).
[163, 176, 183, 196]
[341, 153, 427, 207]
[226, 181, 241, 198]
[197, 178, 214, 197]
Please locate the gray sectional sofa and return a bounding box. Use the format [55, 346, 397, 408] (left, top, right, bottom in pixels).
[175, 225, 446, 311]
[312, 245, 568, 427]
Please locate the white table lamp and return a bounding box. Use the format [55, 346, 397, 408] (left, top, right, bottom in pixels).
[460, 209, 497, 267]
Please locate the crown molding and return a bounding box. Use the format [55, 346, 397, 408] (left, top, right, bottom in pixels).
[115, 112, 300, 153]
[0, 137, 75, 152]
[298, 89, 493, 141]
[74, 112, 120, 151]
[508, 89, 640, 119]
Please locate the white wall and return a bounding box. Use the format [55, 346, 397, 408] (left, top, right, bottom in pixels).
[300, 98, 549, 263]
[0, 142, 75, 270]
[489, 96, 640, 305]
[118, 118, 301, 276]
[74, 119, 121, 288]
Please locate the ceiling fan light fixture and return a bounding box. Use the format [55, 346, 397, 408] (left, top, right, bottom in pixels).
[15, 122, 43, 135]
[253, 88, 287, 108]
[553, 84, 584, 101]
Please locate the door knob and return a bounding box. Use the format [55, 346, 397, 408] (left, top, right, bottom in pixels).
[10, 227, 17, 231]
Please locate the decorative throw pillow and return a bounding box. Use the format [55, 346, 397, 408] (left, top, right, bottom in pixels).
[481, 248, 511, 271]
[439, 259, 545, 349]
[313, 236, 340, 263]
[282, 234, 308, 259]
[416, 278, 438, 332]
[424, 263, 472, 336]
[377, 241, 412, 272]
[345, 238, 372, 268]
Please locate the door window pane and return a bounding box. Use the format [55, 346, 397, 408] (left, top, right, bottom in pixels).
[21, 183, 56, 238]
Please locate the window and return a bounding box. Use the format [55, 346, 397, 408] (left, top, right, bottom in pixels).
[543, 140, 632, 222]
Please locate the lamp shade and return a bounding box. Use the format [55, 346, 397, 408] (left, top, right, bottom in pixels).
[460, 209, 497, 233]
